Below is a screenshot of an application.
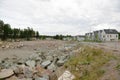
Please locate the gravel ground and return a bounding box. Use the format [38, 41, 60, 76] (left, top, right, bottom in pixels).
[0, 40, 67, 60]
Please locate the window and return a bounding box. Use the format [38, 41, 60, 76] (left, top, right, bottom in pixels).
[116, 35, 118, 38]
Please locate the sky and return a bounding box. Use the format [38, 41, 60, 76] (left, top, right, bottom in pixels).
[0, 0, 120, 35]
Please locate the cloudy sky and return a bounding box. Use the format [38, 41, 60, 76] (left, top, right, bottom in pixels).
[0, 0, 120, 35]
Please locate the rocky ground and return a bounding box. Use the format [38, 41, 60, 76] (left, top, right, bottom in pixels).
[0, 40, 120, 80]
[0, 40, 79, 80]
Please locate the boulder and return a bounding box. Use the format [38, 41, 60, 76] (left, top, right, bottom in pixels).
[29, 54, 39, 60]
[25, 60, 36, 68]
[41, 60, 51, 68]
[13, 64, 26, 74]
[23, 67, 33, 78]
[0, 69, 14, 79]
[35, 75, 49, 80]
[47, 63, 56, 72]
[58, 70, 75, 80]
[46, 56, 53, 62]
[6, 75, 18, 80]
[36, 65, 52, 77]
[57, 60, 65, 67]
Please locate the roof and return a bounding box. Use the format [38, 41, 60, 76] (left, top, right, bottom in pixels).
[104, 29, 118, 34]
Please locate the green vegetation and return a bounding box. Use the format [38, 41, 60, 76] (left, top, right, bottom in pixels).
[0, 20, 39, 41]
[64, 46, 114, 80]
[0, 20, 72, 41]
[119, 32, 120, 39]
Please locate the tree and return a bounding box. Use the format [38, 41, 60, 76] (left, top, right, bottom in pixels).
[2, 24, 11, 40]
[0, 20, 4, 39]
[0, 20, 40, 40]
[13, 28, 20, 40]
[119, 32, 120, 39]
[36, 31, 39, 39]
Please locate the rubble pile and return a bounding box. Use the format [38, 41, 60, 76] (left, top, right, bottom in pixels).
[0, 43, 78, 80]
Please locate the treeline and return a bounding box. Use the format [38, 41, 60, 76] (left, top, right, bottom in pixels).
[39, 35, 72, 40]
[119, 32, 120, 39]
[0, 20, 39, 41]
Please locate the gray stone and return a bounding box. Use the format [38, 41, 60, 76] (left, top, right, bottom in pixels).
[23, 67, 33, 78]
[13, 64, 26, 74]
[25, 60, 36, 68]
[29, 54, 39, 60]
[36, 57, 42, 62]
[46, 56, 53, 62]
[57, 60, 65, 67]
[47, 63, 56, 72]
[41, 60, 51, 68]
[0, 69, 14, 79]
[17, 59, 25, 64]
[35, 75, 49, 80]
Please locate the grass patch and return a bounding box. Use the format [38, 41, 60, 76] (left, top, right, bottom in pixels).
[64, 46, 113, 80]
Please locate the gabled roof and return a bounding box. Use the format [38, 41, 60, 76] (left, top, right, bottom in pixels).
[104, 29, 118, 34]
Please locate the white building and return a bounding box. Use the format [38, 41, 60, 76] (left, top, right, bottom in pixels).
[73, 35, 85, 41]
[85, 29, 119, 41]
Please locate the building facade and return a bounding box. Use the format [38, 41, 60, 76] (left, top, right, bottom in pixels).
[85, 29, 119, 41]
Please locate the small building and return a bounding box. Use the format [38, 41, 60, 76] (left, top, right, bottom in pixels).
[73, 35, 85, 41]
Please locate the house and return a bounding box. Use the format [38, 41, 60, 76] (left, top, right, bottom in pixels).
[73, 35, 85, 41]
[85, 32, 93, 40]
[85, 29, 119, 41]
[63, 37, 73, 41]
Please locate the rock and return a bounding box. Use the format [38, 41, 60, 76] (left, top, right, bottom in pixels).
[2, 45, 5, 48]
[35, 75, 49, 80]
[58, 70, 75, 80]
[57, 60, 65, 67]
[13, 64, 25, 74]
[41, 60, 51, 68]
[23, 67, 33, 78]
[36, 65, 46, 76]
[46, 56, 53, 62]
[0, 69, 14, 79]
[18, 78, 32, 80]
[47, 63, 56, 72]
[36, 65, 52, 77]
[29, 54, 39, 60]
[36, 57, 42, 62]
[25, 60, 36, 68]
[49, 73, 57, 80]
[17, 59, 25, 65]
[6, 76, 18, 80]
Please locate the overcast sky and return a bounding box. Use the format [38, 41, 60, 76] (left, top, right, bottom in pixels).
[0, 0, 120, 35]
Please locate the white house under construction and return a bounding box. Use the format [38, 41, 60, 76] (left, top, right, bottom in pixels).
[85, 29, 119, 41]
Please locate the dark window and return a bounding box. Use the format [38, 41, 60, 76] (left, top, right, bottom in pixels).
[110, 35, 111, 37]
